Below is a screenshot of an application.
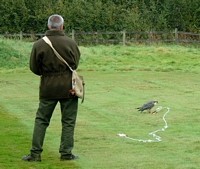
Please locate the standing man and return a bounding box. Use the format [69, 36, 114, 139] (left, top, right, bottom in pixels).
[22, 14, 80, 161]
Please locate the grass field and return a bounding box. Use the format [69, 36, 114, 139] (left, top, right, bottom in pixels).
[0, 39, 200, 169]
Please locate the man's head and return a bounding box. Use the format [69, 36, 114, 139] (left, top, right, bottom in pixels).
[47, 14, 64, 30]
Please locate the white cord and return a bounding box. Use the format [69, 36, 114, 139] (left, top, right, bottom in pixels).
[118, 106, 170, 143]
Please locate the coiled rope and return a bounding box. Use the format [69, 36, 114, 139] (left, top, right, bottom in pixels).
[118, 106, 170, 143]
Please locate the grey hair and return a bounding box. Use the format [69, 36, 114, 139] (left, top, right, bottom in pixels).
[47, 14, 64, 29]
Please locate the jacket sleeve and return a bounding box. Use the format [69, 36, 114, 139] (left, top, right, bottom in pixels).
[29, 43, 42, 76]
[69, 41, 81, 70]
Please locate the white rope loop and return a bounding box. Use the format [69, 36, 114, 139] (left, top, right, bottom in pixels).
[118, 106, 170, 143]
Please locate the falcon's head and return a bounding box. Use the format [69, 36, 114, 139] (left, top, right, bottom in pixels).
[153, 101, 158, 105]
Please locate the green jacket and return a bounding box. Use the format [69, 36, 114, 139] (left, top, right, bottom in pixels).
[30, 30, 80, 99]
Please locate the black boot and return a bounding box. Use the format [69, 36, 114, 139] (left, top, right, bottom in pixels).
[60, 154, 78, 161]
[22, 154, 41, 162]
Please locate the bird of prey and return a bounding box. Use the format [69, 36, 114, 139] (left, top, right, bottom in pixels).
[137, 101, 158, 113]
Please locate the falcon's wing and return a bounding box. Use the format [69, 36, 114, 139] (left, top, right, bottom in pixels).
[141, 101, 154, 110]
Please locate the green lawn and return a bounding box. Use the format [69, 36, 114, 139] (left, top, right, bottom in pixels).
[0, 41, 200, 168]
[0, 70, 200, 169]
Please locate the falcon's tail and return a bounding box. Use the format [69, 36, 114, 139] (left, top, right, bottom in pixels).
[136, 107, 142, 111]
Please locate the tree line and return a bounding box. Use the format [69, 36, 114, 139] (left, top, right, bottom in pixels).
[0, 0, 199, 34]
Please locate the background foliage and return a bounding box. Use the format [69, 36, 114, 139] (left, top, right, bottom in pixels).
[0, 0, 199, 33]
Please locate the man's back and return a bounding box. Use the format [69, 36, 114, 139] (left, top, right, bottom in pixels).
[30, 29, 80, 99]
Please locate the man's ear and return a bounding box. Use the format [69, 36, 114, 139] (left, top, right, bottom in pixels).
[48, 25, 51, 30]
[60, 25, 64, 30]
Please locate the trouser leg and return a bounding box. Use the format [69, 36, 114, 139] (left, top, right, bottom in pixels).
[59, 98, 78, 156]
[31, 99, 57, 156]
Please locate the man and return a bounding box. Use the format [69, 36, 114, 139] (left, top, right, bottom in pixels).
[22, 14, 80, 162]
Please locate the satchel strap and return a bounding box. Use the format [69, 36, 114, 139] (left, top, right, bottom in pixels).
[42, 36, 74, 72]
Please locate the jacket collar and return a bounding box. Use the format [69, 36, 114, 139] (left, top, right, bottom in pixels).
[45, 30, 65, 36]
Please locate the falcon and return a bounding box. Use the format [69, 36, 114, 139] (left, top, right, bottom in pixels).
[136, 101, 158, 113]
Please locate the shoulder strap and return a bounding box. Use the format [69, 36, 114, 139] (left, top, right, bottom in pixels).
[42, 36, 74, 72]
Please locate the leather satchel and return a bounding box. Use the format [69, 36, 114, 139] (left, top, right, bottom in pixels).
[42, 36, 85, 103]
